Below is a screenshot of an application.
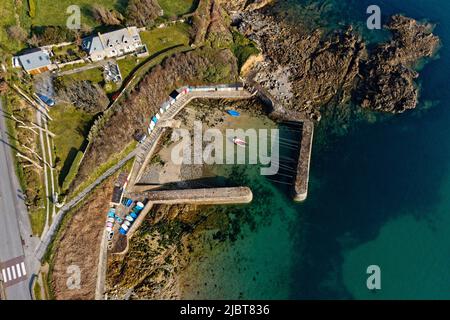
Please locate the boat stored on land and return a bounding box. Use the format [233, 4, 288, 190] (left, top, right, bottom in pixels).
[233, 137, 247, 147]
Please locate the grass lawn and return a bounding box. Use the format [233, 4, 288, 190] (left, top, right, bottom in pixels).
[117, 56, 140, 81]
[33, 279, 42, 300]
[0, 0, 28, 55]
[31, 0, 123, 28]
[141, 23, 191, 55]
[118, 23, 191, 81]
[158, 0, 198, 18]
[49, 104, 93, 188]
[70, 141, 136, 199]
[60, 67, 104, 85]
[29, 207, 46, 237]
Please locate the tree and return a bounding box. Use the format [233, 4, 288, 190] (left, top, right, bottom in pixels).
[91, 4, 123, 26]
[126, 0, 162, 28]
[56, 80, 109, 115]
[29, 26, 75, 46]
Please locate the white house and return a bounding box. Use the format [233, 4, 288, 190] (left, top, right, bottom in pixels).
[82, 27, 147, 61]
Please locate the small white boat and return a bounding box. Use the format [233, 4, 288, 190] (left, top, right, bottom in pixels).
[233, 137, 247, 147]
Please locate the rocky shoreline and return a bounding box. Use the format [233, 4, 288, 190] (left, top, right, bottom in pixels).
[228, 0, 440, 118]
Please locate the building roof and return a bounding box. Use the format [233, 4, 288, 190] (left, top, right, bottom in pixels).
[82, 27, 141, 55]
[111, 186, 123, 204]
[82, 35, 104, 55]
[16, 50, 51, 71]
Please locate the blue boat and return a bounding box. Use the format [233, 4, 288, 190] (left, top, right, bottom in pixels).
[227, 110, 240, 117]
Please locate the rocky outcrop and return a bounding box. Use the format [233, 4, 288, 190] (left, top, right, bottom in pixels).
[233, 5, 440, 117]
[237, 10, 366, 118]
[220, 0, 274, 12]
[356, 15, 440, 113]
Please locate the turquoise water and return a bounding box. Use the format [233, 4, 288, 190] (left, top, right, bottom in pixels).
[185, 0, 450, 299]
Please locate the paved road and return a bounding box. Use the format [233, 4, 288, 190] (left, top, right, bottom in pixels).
[0, 99, 38, 300]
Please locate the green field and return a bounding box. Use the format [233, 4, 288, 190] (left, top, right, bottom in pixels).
[140, 23, 191, 54]
[0, 0, 28, 54]
[158, 0, 198, 18]
[61, 67, 104, 84]
[118, 23, 191, 81]
[49, 104, 93, 189]
[30, 0, 122, 28]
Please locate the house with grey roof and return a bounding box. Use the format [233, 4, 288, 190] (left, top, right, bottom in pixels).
[12, 49, 54, 75]
[82, 27, 147, 61]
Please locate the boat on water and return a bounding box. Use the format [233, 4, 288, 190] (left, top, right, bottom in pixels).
[233, 137, 247, 147]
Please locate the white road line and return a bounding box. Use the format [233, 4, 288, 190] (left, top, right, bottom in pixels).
[2, 269, 7, 282]
[21, 262, 26, 276]
[11, 265, 16, 279]
[7, 267, 11, 281]
[16, 264, 22, 277]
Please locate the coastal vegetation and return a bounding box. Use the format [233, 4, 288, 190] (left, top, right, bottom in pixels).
[231, 30, 259, 71]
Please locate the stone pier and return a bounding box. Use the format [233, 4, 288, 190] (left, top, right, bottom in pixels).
[294, 120, 314, 201]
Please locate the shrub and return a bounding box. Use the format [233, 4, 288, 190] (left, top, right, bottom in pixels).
[126, 0, 162, 28]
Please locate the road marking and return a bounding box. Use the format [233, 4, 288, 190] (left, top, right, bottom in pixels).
[21, 262, 26, 275]
[0, 256, 28, 287]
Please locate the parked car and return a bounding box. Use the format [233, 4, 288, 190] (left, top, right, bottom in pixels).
[121, 224, 129, 231]
[123, 220, 131, 227]
[125, 215, 134, 222]
[36, 93, 55, 107]
[119, 228, 127, 235]
[107, 217, 115, 223]
[125, 199, 133, 207]
[130, 212, 138, 219]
